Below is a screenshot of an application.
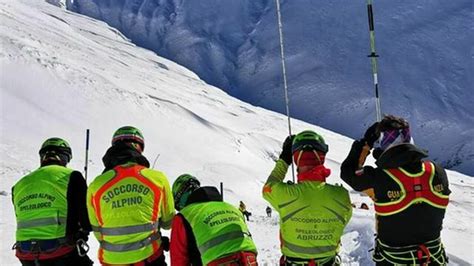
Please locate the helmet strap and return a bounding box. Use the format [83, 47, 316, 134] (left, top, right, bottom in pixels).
[294, 150, 323, 167]
[313, 150, 322, 165]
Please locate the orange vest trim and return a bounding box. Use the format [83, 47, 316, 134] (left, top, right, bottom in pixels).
[375, 161, 449, 216]
[91, 164, 163, 258]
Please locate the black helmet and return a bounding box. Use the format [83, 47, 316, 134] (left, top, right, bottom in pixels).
[172, 174, 200, 211]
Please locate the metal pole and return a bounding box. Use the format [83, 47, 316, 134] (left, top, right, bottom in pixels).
[358, 0, 383, 169]
[275, 0, 296, 182]
[367, 0, 382, 122]
[84, 129, 90, 181]
[220, 182, 224, 200]
[152, 154, 161, 169]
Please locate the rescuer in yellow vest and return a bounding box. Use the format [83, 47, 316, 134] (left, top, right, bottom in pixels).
[87, 126, 175, 265]
[12, 137, 93, 266]
[341, 115, 451, 265]
[170, 174, 258, 265]
[263, 130, 352, 265]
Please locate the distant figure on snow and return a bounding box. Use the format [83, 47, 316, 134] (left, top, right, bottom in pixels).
[266, 206, 272, 217]
[360, 203, 369, 210]
[239, 201, 252, 221]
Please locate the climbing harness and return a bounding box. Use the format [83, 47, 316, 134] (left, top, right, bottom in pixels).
[372, 238, 447, 265]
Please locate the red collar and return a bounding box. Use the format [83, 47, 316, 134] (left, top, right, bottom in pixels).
[297, 165, 331, 182]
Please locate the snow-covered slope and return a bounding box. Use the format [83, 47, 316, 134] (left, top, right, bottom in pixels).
[70, 0, 474, 176]
[0, 0, 472, 265]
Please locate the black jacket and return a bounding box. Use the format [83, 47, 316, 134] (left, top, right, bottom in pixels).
[66, 171, 92, 239]
[102, 142, 150, 172]
[340, 140, 451, 246]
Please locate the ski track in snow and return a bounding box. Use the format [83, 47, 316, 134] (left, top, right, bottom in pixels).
[0, 1, 472, 265]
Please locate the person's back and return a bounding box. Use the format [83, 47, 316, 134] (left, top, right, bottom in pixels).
[264, 181, 350, 259]
[371, 159, 447, 246]
[171, 174, 258, 265]
[87, 126, 175, 265]
[263, 131, 352, 265]
[340, 115, 450, 265]
[12, 137, 92, 266]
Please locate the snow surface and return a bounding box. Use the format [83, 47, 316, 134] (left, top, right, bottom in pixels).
[70, 0, 474, 176]
[0, 0, 473, 265]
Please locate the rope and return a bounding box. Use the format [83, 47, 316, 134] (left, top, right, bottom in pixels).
[275, 0, 295, 182]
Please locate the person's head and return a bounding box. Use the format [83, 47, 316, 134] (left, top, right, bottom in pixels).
[172, 174, 201, 211]
[112, 126, 145, 153]
[39, 137, 72, 167]
[373, 115, 413, 158]
[292, 130, 328, 174]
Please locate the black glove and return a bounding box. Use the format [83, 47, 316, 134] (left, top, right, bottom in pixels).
[363, 122, 380, 148]
[161, 236, 170, 251]
[279, 135, 294, 165]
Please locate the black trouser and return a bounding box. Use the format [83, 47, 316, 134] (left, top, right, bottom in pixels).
[20, 248, 93, 266]
[242, 211, 251, 221]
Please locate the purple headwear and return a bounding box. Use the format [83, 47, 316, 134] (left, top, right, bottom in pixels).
[376, 127, 414, 151]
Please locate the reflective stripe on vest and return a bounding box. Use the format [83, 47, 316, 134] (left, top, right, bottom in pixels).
[375, 161, 449, 216]
[92, 221, 160, 236]
[100, 231, 161, 252]
[17, 217, 67, 229]
[90, 164, 163, 264]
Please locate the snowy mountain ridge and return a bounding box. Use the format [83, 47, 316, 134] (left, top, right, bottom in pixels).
[0, 0, 472, 264]
[70, 0, 474, 175]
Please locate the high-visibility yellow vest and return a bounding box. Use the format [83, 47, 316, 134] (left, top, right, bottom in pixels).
[13, 165, 72, 241]
[87, 163, 174, 264]
[180, 201, 257, 265]
[264, 180, 352, 259]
